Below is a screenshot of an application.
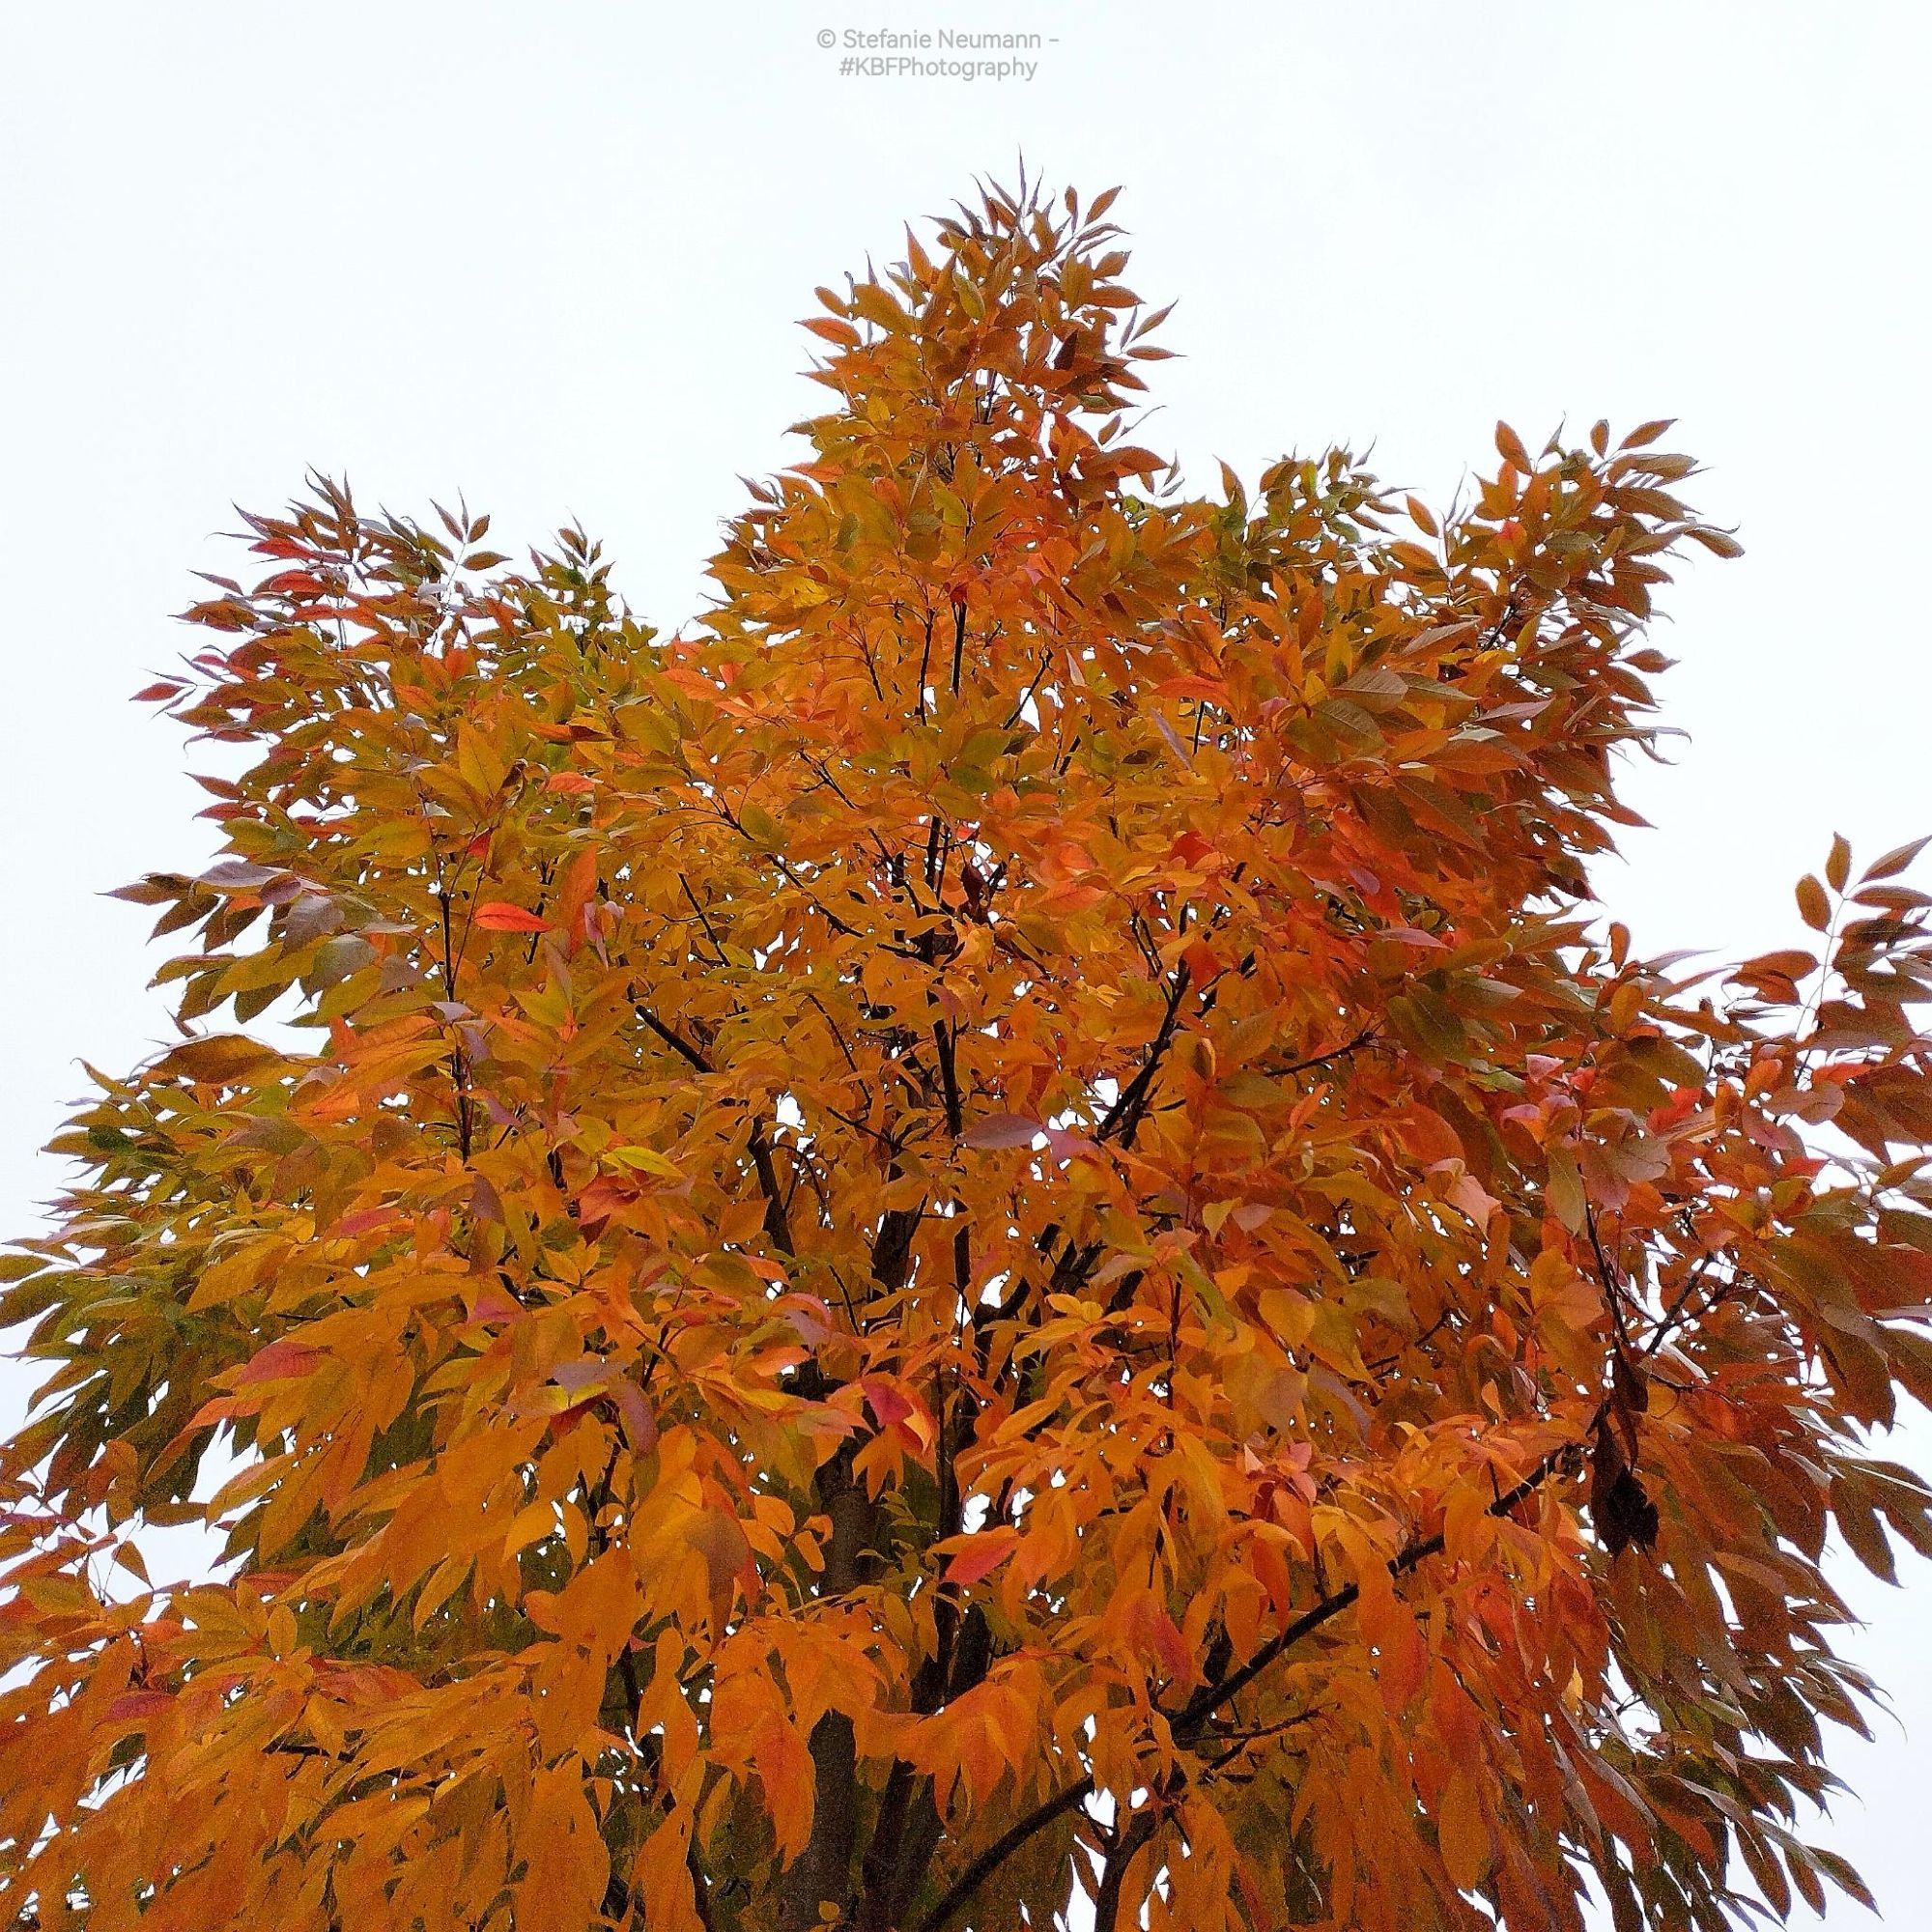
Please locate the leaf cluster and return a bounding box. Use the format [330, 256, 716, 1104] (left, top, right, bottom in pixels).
[5, 179, 1932, 1932]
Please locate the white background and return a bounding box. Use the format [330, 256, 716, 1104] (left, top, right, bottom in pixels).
[2, 3, 1927, 1920]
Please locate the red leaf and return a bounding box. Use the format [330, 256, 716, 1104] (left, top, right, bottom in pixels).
[474, 901, 550, 932]
[1864, 835, 1931, 883]
[940, 1524, 1018, 1587]
[861, 1377, 915, 1431]
[107, 1691, 174, 1725]
[1182, 939, 1223, 982]
[232, 1339, 324, 1386]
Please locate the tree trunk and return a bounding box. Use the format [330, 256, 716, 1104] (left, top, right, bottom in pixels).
[780, 1439, 875, 1930]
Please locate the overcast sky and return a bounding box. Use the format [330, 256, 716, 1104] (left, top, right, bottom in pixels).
[3, 3, 1927, 1921]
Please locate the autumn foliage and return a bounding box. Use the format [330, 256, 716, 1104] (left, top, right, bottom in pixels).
[8, 180, 1932, 1932]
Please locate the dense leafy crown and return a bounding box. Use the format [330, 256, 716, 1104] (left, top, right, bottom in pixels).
[6, 182, 1932, 1932]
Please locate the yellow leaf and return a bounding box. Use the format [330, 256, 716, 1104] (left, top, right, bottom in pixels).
[1438, 1768, 1492, 1890]
[632, 1811, 704, 1932]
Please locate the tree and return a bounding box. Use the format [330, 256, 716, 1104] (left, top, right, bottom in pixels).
[4, 178, 1932, 1932]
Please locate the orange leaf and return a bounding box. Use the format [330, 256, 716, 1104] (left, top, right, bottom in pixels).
[1438, 1769, 1492, 1890]
[939, 1524, 1019, 1587]
[474, 901, 550, 932]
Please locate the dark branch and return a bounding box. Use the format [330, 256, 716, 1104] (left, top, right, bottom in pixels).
[1168, 1432, 1581, 1738]
[635, 1003, 794, 1255]
[636, 1005, 710, 1073]
[1096, 964, 1190, 1149]
[1093, 1808, 1160, 1932]
[933, 1020, 964, 1140]
[1269, 1024, 1378, 1082]
[915, 1775, 1096, 1932]
[916, 1422, 1588, 1929]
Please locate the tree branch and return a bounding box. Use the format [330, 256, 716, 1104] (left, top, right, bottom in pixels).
[635, 1003, 795, 1254]
[1269, 1024, 1378, 1082]
[949, 597, 968, 697]
[915, 1775, 1096, 1932]
[1168, 1431, 1578, 1739]
[1093, 1807, 1159, 1932]
[934, 1019, 964, 1140]
[915, 1422, 1587, 1930]
[1096, 964, 1190, 1149]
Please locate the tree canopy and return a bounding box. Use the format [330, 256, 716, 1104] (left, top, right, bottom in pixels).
[6, 180, 1932, 1932]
